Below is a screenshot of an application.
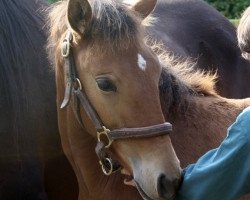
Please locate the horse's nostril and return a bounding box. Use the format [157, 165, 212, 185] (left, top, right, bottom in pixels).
[157, 174, 180, 199]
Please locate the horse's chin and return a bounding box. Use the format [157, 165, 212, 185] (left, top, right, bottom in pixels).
[134, 180, 156, 200]
[121, 168, 152, 199]
[121, 168, 175, 200]
[123, 178, 154, 200]
[123, 177, 136, 187]
[121, 168, 136, 187]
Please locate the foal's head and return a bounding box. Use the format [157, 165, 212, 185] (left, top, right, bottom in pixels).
[53, 0, 182, 199]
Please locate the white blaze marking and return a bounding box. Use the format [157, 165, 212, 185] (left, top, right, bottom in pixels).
[138, 54, 147, 71]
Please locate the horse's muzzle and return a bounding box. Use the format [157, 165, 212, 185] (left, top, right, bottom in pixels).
[157, 173, 182, 200]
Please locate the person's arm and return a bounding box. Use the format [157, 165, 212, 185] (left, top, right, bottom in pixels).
[175, 107, 250, 200]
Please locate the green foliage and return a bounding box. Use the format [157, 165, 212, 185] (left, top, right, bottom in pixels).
[48, 0, 57, 3]
[230, 19, 240, 27]
[205, 0, 250, 19]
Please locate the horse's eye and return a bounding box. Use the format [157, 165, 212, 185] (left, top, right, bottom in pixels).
[96, 78, 117, 92]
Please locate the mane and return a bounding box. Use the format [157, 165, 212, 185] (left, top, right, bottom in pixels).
[149, 40, 218, 96]
[47, 0, 143, 65]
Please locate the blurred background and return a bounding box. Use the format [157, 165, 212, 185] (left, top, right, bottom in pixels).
[205, 0, 249, 19]
[47, 0, 249, 26]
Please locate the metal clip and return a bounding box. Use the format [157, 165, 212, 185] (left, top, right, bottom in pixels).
[97, 126, 113, 148]
[61, 32, 73, 57]
[74, 78, 82, 90]
[99, 158, 113, 176]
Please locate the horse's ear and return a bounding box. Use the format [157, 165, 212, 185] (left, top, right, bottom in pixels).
[125, 0, 157, 19]
[67, 0, 92, 35]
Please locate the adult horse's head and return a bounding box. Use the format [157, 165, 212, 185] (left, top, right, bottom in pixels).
[49, 0, 181, 199]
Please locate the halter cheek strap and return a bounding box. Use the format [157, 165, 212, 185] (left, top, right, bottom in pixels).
[60, 31, 173, 176]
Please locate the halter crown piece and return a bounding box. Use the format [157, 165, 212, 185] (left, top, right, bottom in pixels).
[60, 31, 173, 176]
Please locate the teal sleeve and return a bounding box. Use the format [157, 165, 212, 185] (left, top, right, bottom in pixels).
[175, 107, 250, 200]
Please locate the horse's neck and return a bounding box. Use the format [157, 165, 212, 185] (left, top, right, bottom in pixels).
[166, 94, 250, 167]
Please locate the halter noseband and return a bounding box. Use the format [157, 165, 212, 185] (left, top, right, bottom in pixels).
[60, 32, 173, 176]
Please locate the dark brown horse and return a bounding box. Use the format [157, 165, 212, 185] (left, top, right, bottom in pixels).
[48, 0, 250, 200]
[0, 0, 77, 199]
[238, 6, 250, 60]
[147, 0, 250, 99]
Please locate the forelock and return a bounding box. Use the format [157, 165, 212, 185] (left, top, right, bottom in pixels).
[83, 0, 143, 52]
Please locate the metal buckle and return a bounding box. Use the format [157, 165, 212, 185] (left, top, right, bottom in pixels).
[61, 32, 73, 57]
[97, 126, 113, 148]
[74, 78, 82, 90]
[99, 158, 113, 176]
